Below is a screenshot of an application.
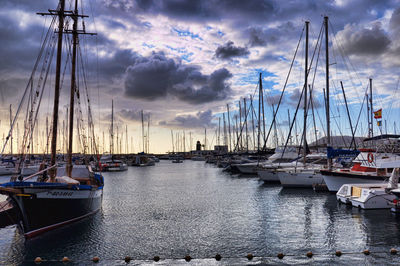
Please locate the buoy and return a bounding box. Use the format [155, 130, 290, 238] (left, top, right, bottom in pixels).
[277, 253, 284, 259]
[34, 257, 42, 264]
[246, 253, 253, 260]
[92, 256, 100, 263]
[306, 251, 313, 258]
[184, 255, 191, 262]
[124, 256, 131, 263]
[363, 250, 370, 255]
[62, 256, 70, 262]
[335, 251, 342, 257]
[215, 254, 222, 261]
[390, 248, 397, 255]
[153, 256, 160, 262]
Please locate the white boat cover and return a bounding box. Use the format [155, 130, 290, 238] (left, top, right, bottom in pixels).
[55, 176, 80, 185]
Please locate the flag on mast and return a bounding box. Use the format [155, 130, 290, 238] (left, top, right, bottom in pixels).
[374, 109, 382, 119]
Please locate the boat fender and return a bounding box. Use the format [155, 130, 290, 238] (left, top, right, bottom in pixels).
[367, 153, 374, 163]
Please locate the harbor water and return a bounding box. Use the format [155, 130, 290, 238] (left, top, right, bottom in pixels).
[1, 160, 400, 265]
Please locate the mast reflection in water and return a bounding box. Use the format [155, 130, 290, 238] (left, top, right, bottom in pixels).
[1, 161, 400, 265]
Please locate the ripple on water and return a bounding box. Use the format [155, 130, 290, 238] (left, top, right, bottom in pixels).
[1, 161, 400, 265]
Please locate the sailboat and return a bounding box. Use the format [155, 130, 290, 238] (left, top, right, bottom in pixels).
[0, 0, 104, 238]
[96, 100, 128, 171]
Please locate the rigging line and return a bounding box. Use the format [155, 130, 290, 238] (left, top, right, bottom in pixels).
[262, 24, 305, 150]
[19, 36, 57, 172]
[279, 77, 307, 164]
[353, 90, 367, 139]
[0, 15, 57, 156]
[78, 45, 98, 154]
[386, 75, 400, 122]
[329, 20, 366, 105]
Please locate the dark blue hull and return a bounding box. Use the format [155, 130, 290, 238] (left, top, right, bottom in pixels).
[2, 181, 103, 238]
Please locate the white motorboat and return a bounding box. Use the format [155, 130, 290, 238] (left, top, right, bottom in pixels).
[336, 168, 400, 209]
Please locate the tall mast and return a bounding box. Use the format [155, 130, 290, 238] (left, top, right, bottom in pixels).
[239, 100, 242, 150]
[9, 105, 12, 155]
[111, 100, 114, 155]
[147, 114, 150, 153]
[204, 128, 207, 150]
[227, 104, 232, 152]
[369, 78, 373, 138]
[324, 16, 332, 170]
[250, 95, 256, 151]
[141, 110, 144, 153]
[218, 117, 221, 146]
[66, 0, 78, 176]
[258, 74, 262, 152]
[49, 0, 66, 179]
[303, 21, 309, 164]
[243, 98, 248, 152]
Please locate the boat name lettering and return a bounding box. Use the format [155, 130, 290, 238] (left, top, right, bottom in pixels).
[47, 191, 74, 196]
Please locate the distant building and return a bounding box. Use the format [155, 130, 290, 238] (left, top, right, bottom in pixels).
[214, 145, 228, 154]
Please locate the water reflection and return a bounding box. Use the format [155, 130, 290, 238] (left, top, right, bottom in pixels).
[1, 161, 400, 265]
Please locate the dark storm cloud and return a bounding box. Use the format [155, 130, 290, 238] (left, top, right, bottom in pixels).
[215, 41, 250, 60]
[120, 0, 275, 22]
[245, 22, 296, 47]
[124, 52, 232, 104]
[159, 110, 215, 128]
[338, 23, 391, 56]
[98, 49, 139, 78]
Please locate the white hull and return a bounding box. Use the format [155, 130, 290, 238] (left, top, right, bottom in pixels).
[336, 183, 395, 209]
[278, 170, 324, 188]
[322, 174, 384, 192]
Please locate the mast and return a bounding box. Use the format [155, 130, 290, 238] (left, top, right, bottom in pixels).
[244, 97, 248, 152]
[111, 100, 114, 155]
[66, 0, 78, 176]
[258, 74, 262, 152]
[49, 0, 66, 179]
[171, 130, 174, 153]
[141, 110, 144, 153]
[204, 128, 207, 150]
[227, 104, 232, 152]
[239, 100, 243, 150]
[368, 78, 373, 138]
[303, 21, 309, 164]
[324, 16, 332, 170]
[250, 95, 256, 151]
[218, 117, 221, 146]
[9, 105, 12, 155]
[147, 113, 150, 153]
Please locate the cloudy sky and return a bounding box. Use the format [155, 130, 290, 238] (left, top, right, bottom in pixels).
[1, 0, 400, 153]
